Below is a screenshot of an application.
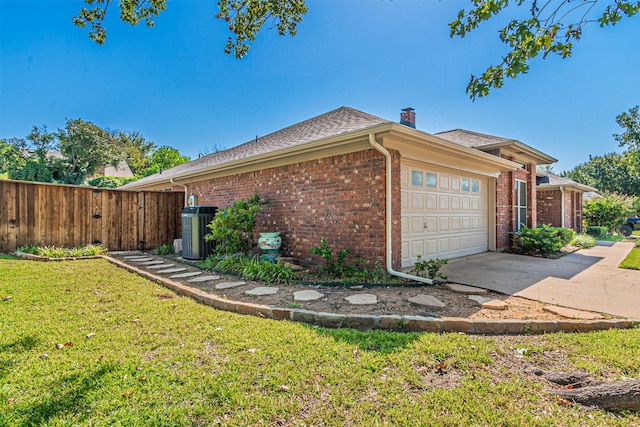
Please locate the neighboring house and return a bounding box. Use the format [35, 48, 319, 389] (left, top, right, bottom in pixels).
[433, 129, 557, 249]
[90, 160, 134, 178]
[535, 171, 597, 233]
[123, 107, 562, 271]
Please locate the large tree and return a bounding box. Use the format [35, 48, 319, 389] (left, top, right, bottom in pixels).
[561, 152, 640, 196]
[614, 105, 640, 174]
[111, 130, 156, 176]
[73, 0, 638, 99]
[141, 146, 191, 177]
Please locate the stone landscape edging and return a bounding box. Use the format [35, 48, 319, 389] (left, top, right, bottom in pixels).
[100, 256, 639, 335]
[12, 252, 639, 334]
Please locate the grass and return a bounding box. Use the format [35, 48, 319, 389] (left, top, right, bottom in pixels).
[619, 246, 640, 270]
[1, 258, 640, 426]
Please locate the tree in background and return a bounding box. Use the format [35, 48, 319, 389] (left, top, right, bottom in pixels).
[112, 130, 155, 176]
[54, 119, 122, 185]
[73, 0, 638, 99]
[562, 152, 640, 197]
[562, 106, 640, 197]
[141, 146, 191, 177]
[583, 193, 637, 232]
[1, 121, 190, 186]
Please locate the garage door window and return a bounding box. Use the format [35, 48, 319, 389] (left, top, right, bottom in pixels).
[461, 178, 470, 192]
[411, 171, 423, 186]
[471, 180, 479, 193]
[426, 173, 437, 188]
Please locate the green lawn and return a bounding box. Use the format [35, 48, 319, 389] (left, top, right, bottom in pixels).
[620, 246, 640, 270]
[1, 259, 639, 426]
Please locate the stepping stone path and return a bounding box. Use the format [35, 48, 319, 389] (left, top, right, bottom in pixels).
[124, 256, 150, 260]
[246, 287, 278, 296]
[542, 305, 603, 320]
[468, 295, 508, 310]
[345, 294, 377, 305]
[215, 281, 247, 290]
[446, 283, 488, 295]
[130, 258, 154, 263]
[156, 267, 188, 274]
[170, 272, 203, 279]
[188, 276, 221, 283]
[408, 294, 446, 308]
[138, 260, 166, 266]
[293, 290, 325, 302]
[147, 264, 175, 269]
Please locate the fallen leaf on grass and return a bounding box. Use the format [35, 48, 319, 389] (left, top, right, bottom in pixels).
[39, 354, 49, 359]
[247, 348, 257, 353]
[555, 395, 572, 406]
[6, 398, 16, 404]
[56, 342, 73, 349]
[353, 346, 359, 360]
[86, 333, 96, 339]
[279, 385, 290, 392]
[2, 296, 12, 301]
[435, 361, 447, 375]
[123, 389, 134, 398]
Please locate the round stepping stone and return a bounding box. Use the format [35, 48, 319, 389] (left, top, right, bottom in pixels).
[245, 287, 278, 296]
[155, 267, 188, 274]
[188, 276, 221, 283]
[169, 272, 202, 279]
[215, 281, 247, 290]
[446, 283, 488, 295]
[138, 260, 166, 265]
[408, 294, 446, 308]
[147, 264, 175, 269]
[468, 295, 508, 310]
[345, 294, 377, 305]
[293, 290, 325, 302]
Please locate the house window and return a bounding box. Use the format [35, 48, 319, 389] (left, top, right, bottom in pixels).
[515, 179, 527, 231]
[411, 171, 423, 186]
[471, 180, 479, 193]
[461, 178, 470, 192]
[426, 173, 437, 188]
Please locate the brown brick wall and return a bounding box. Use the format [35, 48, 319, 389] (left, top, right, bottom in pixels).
[495, 159, 536, 250]
[536, 190, 562, 227]
[187, 149, 397, 268]
[536, 188, 583, 232]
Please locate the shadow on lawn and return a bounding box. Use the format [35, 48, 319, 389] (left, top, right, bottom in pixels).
[0, 335, 40, 379]
[11, 363, 118, 427]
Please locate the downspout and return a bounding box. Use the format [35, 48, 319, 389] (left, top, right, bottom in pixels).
[368, 133, 434, 285]
[559, 186, 565, 228]
[170, 178, 189, 207]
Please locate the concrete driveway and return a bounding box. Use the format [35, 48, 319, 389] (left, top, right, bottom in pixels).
[439, 241, 640, 318]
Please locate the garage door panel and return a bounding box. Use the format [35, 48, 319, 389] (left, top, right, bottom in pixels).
[401, 165, 489, 268]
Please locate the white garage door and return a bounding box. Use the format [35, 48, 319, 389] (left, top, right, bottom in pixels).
[401, 164, 489, 268]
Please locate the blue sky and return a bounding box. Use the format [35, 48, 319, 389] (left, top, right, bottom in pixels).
[1, 0, 638, 172]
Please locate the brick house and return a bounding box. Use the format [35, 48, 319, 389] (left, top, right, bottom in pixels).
[535, 171, 596, 233]
[433, 129, 558, 248]
[123, 107, 563, 274]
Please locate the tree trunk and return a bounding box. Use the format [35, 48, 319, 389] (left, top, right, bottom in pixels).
[548, 379, 640, 410]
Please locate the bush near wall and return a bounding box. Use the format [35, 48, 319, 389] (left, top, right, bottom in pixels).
[585, 226, 608, 239]
[513, 224, 574, 256]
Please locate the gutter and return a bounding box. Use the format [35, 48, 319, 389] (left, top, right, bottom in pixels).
[170, 178, 189, 206]
[368, 133, 435, 285]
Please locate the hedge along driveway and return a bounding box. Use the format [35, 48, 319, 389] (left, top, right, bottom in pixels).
[1, 258, 640, 426]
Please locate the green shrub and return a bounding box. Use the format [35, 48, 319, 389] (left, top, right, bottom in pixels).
[570, 234, 596, 249]
[513, 224, 574, 256]
[87, 175, 138, 188]
[209, 255, 295, 285]
[309, 237, 351, 277]
[585, 226, 608, 239]
[16, 243, 108, 258]
[152, 243, 174, 255]
[205, 194, 267, 256]
[583, 193, 637, 232]
[412, 255, 449, 280]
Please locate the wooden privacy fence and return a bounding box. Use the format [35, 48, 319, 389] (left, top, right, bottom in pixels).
[0, 180, 185, 253]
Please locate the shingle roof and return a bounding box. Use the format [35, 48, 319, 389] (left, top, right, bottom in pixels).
[129, 106, 390, 186]
[434, 129, 514, 148]
[536, 170, 597, 192]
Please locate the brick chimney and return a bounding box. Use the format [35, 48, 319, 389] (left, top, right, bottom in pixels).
[400, 107, 415, 128]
